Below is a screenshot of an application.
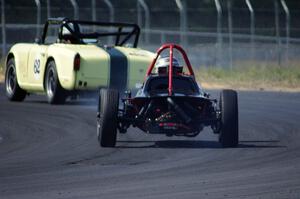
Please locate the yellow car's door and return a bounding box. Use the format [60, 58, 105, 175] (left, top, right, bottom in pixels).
[26, 44, 49, 91]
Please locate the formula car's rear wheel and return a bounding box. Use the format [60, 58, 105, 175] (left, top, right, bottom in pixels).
[45, 61, 66, 104]
[5, 58, 27, 101]
[219, 89, 239, 147]
[97, 89, 119, 147]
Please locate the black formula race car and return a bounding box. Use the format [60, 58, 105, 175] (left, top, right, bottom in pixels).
[96, 44, 238, 148]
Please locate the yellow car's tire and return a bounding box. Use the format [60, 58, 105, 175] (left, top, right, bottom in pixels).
[5, 58, 27, 101]
[45, 61, 66, 104]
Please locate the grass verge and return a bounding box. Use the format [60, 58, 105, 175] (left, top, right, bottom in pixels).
[196, 64, 300, 92]
[0, 59, 299, 92]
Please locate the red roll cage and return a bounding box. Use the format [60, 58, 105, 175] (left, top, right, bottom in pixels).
[145, 44, 195, 96]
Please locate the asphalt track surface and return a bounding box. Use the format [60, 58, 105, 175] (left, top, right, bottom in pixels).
[0, 84, 300, 199]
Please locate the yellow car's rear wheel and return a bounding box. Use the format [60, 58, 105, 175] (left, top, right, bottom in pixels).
[45, 61, 66, 104]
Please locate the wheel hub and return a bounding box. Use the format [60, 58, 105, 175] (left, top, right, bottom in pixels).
[6, 65, 16, 95]
[47, 69, 55, 97]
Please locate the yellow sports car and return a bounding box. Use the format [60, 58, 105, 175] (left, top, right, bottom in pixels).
[4, 18, 155, 104]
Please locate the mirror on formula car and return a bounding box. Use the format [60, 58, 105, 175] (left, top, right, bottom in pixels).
[204, 92, 210, 98]
[135, 82, 143, 89]
[124, 90, 132, 98]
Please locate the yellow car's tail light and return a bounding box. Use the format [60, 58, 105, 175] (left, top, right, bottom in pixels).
[74, 53, 80, 71]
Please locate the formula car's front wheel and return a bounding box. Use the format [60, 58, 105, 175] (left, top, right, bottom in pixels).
[45, 61, 66, 104]
[5, 58, 27, 101]
[97, 89, 119, 147]
[219, 89, 239, 147]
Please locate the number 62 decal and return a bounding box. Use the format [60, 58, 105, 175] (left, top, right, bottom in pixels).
[34, 59, 40, 74]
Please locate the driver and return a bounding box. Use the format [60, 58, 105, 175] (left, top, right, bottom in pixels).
[60, 23, 80, 44]
[154, 56, 183, 75]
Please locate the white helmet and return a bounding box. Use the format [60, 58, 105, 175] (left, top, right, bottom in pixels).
[62, 27, 71, 35]
[61, 23, 81, 44]
[62, 23, 75, 35]
[155, 56, 183, 74]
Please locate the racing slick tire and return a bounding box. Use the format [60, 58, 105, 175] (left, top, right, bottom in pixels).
[45, 60, 66, 104]
[5, 58, 27, 101]
[219, 89, 239, 147]
[97, 89, 119, 147]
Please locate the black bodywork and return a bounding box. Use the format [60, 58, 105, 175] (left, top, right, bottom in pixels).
[118, 75, 220, 137]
